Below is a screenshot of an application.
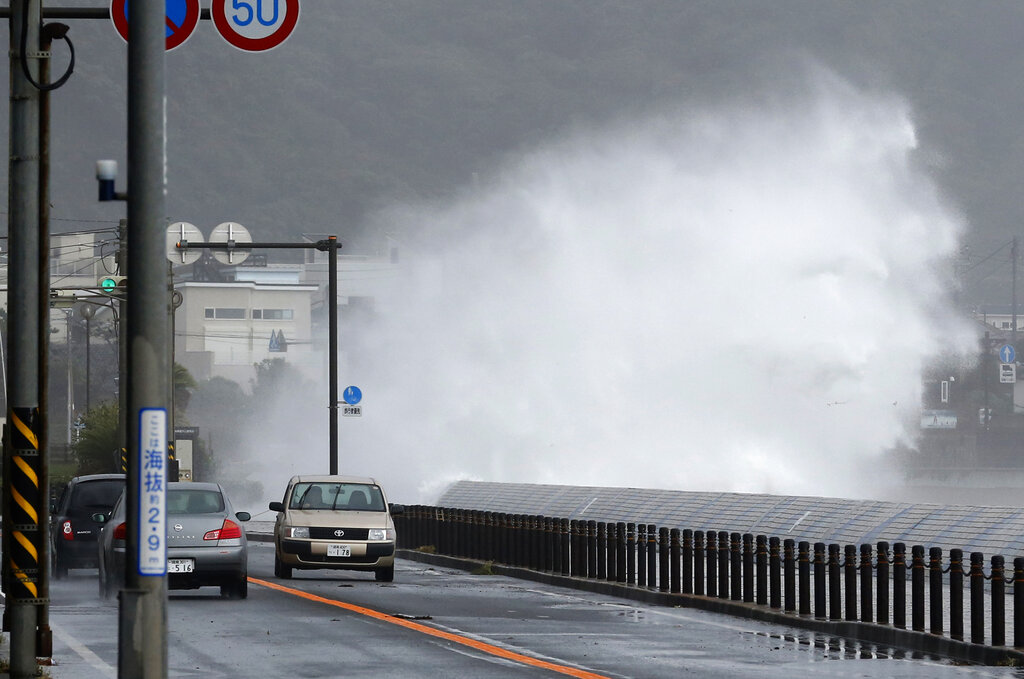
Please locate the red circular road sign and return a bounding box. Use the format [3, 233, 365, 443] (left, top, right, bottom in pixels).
[110, 0, 201, 52]
[212, 0, 300, 53]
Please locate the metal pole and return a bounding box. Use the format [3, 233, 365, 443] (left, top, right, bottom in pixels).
[118, 2, 168, 677]
[177, 238, 342, 473]
[4, 0, 43, 674]
[328, 236, 338, 474]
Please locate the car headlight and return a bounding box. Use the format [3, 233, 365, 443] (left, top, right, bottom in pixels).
[368, 528, 396, 541]
[288, 527, 309, 539]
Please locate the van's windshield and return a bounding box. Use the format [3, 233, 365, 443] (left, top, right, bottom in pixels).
[289, 483, 385, 511]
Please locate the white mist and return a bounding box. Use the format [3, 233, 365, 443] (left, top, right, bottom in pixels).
[245, 71, 976, 506]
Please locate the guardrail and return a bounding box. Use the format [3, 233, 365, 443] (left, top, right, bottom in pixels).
[395, 505, 1024, 661]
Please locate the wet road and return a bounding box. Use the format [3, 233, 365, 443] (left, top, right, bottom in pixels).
[7, 541, 1024, 678]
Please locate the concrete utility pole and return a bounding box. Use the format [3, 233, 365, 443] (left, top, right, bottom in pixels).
[118, 3, 169, 677]
[4, 1, 44, 676]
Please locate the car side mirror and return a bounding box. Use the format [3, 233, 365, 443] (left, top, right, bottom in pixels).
[269, 501, 284, 512]
[388, 503, 405, 516]
[235, 511, 251, 522]
[92, 513, 108, 523]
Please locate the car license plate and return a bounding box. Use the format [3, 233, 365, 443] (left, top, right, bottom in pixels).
[168, 558, 194, 573]
[328, 544, 351, 558]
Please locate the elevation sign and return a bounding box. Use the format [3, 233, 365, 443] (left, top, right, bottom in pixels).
[212, 0, 301, 52]
[110, 0, 201, 51]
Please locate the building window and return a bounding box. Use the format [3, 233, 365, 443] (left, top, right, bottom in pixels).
[252, 308, 293, 320]
[205, 307, 246, 320]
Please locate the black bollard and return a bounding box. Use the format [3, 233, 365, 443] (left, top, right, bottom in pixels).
[814, 542, 826, 620]
[911, 545, 925, 632]
[659, 527, 670, 592]
[552, 518, 562, 575]
[616, 522, 627, 584]
[673, 528, 684, 594]
[588, 521, 598, 579]
[893, 542, 907, 629]
[782, 538, 795, 612]
[596, 522, 607, 580]
[605, 521, 617, 582]
[719, 531, 731, 599]
[693, 530, 705, 596]
[829, 544, 842, 621]
[758, 535, 770, 607]
[648, 525, 659, 590]
[565, 520, 573, 577]
[844, 545, 857, 622]
[1014, 557, 1024, 648]
[860, 543, 873, 624]
[992, 555, 1005, 647]
[706, 531, 718, 597]
[970, 552, 985, 644]
[876, 542, 889, 626]
[743, 534, 755, 604]
[626, 523, 637, 585]
[950, 548, 964, 642]
[798, 541, 810, 615]
[731, 533, 743, 601]
[635, 524, 646, 587]
[929, 547, 943, 636]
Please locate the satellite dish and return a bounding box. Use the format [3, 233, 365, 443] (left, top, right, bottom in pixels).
[209, 222, 252, 265]
[166, 222, 204, 264]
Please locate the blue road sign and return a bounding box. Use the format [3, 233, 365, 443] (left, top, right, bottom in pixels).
[110, 0, 201, 51]
[1000, 344, 1016, 364]
[343, 386, 362, 405]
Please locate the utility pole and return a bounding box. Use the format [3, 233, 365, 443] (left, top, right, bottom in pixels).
[118, 3, 169, 677]
[3, 0, 46, 675]
[4, 1, 44, 677]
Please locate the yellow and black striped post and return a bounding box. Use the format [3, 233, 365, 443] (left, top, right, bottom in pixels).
[6, 407, 45, 603]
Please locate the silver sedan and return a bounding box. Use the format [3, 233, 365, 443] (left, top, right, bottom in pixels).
[96, 481, 251, 599]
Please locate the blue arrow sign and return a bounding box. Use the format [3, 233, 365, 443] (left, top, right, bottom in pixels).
[343, 386, 362, 405]
[1000, 344, 1016, 364]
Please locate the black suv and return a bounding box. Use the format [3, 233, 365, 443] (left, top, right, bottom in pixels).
[50, 474, 125, 578]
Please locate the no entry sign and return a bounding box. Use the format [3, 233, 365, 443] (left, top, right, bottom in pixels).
[212, 0, 301, 52]
[110, 0, 201, 52]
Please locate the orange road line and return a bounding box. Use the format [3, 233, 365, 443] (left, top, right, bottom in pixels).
[249, 577, 610, 679]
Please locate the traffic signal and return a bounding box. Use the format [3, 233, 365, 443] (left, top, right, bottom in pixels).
[98, 275, 126, 293]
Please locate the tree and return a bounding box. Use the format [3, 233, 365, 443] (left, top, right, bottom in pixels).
[72, 401, 120, 475]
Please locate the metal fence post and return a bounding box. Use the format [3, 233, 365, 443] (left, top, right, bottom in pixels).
[693, 530, 705, 596]
[636, 524, 646, 587]
[814, 542, 826, 619]
[893, 542, 907, 629]
[828, 544, 841, 621]
[970, 552, 985, 644]
[992, 555, 1005, 647]
[860, 543, 873, 623]
[929, 547, 943, 636]
[950, 548, 964, 641]
[911, 545, 925, 632]
[876, 541, 890, 626]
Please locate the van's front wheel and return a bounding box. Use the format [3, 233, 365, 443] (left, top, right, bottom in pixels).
[374, 565, 394, 582]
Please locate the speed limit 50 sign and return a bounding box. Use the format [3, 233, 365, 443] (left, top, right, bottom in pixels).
[212, 0, 301, 52]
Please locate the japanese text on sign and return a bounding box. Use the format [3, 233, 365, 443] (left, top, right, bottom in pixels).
[138, 409, 167, 576]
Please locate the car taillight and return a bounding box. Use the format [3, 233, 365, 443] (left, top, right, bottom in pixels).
[61, 520, 74, 541]
[113, 522, 126, 540]
[204, 519, 242, 541]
